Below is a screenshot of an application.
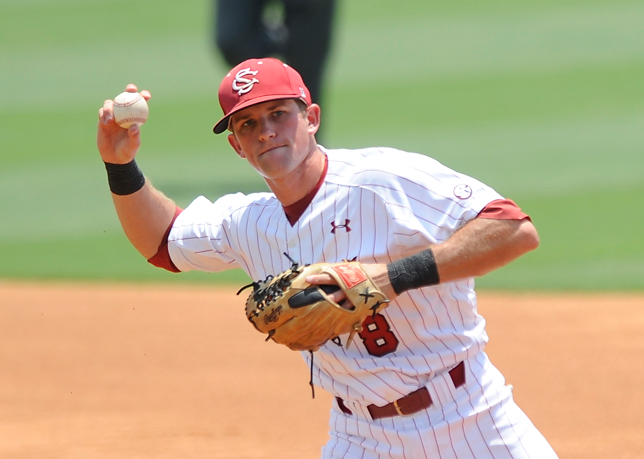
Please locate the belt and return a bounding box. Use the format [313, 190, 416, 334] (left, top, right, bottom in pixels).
[336, 361, 466, 420]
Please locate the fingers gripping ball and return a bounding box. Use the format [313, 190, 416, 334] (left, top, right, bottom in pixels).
[239, 261, 390, 352]
[113, 91, 149, 129]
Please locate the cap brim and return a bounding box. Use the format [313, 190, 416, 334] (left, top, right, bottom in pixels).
[213, 116, 231, 134]
[212, 94, 308, 134]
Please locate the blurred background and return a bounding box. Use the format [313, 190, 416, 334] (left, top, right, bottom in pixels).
[1, 0, 642, 290]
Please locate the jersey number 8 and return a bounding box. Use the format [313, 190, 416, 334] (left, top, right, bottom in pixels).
[358, 313, 399, 357]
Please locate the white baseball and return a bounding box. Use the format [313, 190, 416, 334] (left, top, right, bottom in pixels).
[112, 91, 149, 129]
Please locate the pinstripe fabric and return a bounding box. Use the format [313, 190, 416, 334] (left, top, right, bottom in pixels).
[167, 147, 558, 458]
[321, 354, 557, 459]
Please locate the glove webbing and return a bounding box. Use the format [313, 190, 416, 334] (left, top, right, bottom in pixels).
[239, 267, 301, 330]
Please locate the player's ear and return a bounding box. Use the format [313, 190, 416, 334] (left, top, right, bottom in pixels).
[228, 133, 246, 158]
[306, 104, 321, 135]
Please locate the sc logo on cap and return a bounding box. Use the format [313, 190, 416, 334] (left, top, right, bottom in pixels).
[232, 68, 259, 95]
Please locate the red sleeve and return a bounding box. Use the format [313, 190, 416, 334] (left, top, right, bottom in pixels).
[147, 206, 183, 272]
[476, 199, 531, 221]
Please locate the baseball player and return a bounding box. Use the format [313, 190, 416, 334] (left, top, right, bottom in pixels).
[96, 58, 559, 458]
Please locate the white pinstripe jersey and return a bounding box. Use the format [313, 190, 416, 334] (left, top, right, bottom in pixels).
[168, 146, 504, 406]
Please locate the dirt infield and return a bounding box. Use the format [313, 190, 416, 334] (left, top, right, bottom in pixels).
[0, 282, 642, 459]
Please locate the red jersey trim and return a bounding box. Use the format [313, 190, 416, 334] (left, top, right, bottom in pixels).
[147, 206, 183, 273]
[283, 154, 329, 225]
[477, 199, 531, 221]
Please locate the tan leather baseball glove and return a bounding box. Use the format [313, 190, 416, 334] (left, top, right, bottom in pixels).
[239, 260, 389, 352]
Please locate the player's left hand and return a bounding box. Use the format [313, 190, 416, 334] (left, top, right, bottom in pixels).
[306, 263, 397, 302]
[240, 261, 391, 351]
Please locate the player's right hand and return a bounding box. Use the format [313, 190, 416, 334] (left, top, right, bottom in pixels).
[97, 84, 151, 164]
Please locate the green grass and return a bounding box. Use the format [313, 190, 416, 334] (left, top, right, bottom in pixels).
[1, 0, 643, 290]
[0, 233, 249, 285]
[477, 184, 644, 290]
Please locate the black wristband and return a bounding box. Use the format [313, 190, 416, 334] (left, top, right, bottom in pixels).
[387, 248, 440, 295]
[104, 160, 145, 196]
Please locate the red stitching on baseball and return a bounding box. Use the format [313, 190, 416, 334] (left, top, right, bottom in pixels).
[114, 95, 142, 108]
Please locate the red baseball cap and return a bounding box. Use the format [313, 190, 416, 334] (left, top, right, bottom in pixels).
[213, 57, 312, 134]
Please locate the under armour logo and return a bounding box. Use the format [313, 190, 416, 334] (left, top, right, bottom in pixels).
[331, 219, 351, 234]
[232, 68, 259, 95]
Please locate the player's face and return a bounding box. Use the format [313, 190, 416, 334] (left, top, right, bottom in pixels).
[227, 99, 320, 181]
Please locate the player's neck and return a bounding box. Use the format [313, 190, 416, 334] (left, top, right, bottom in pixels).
[266, 147, 326, 206]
